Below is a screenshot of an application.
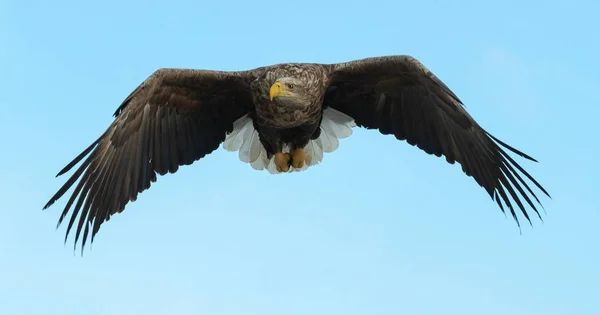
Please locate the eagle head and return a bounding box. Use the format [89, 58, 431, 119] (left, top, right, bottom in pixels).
[269, 77, 312, 109]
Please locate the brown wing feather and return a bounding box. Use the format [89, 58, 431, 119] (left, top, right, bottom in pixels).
[43, 68, 255, 252]
[324, 55, 550, 225]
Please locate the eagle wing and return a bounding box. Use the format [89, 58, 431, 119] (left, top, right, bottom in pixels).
[44, 68, 254, 251]
[324, 55, 550, 225]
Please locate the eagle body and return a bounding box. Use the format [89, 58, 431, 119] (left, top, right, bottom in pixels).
[248, 63, 333, 161]
[43, 55, 551, 252]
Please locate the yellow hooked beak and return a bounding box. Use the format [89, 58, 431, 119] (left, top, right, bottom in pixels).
[269, 81, 292, 101]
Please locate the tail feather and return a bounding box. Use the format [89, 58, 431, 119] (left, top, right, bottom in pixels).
[222, 115, 251, 152]
[222, 108, 356, 174]
[238, 124, 254, 163]
[321, 108, 356, 139]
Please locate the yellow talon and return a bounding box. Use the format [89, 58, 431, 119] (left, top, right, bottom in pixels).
[290, 148, 305, 168]
[274, 152, 291, 172]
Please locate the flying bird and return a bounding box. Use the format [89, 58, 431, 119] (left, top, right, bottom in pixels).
[44, 55, 551, 251]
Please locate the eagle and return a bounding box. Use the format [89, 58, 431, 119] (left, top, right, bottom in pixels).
[43, 55, 550, 251]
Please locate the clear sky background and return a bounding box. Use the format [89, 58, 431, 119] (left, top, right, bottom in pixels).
[1, 0, 599, 314]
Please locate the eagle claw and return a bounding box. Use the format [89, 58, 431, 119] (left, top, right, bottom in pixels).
[274, 152, 291, 172]
[290, 148, 305, 168]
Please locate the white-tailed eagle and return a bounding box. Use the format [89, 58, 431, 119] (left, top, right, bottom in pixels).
[44, 56, 551, 251]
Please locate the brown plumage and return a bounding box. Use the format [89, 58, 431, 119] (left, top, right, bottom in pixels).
[44, 55, 551, 252]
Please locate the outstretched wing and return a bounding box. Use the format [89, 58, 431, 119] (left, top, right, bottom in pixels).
[324, 55, 550, 225]
[44, 68, 255, 251]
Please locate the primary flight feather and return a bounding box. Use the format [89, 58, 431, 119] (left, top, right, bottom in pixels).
[44, 55, 551, 252]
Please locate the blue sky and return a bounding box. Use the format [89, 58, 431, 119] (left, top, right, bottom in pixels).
[1, 0, 599, 314]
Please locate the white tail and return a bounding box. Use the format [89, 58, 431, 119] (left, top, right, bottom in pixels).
[222, 108, 357, 174]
